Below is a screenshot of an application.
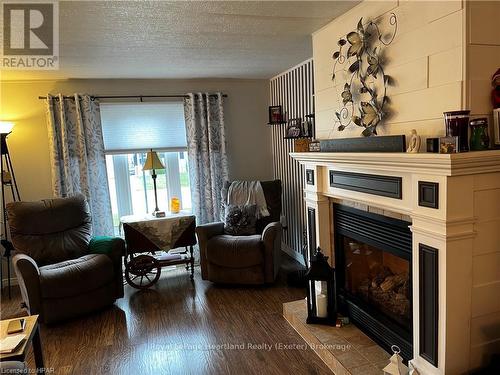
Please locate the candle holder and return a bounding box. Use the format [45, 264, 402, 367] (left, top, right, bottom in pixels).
[305, 247, 337, 325]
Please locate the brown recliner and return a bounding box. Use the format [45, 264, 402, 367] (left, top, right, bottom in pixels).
[196, 180, 282, 285]
[7, 195, 124, 324]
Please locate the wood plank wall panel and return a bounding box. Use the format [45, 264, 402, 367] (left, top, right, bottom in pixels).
[470, 173, 500, 368]
[466, 1, 500, 126]
[466, 1, 500, 367]
[270, 59, 314, 262]
[312, 1, 464, 145]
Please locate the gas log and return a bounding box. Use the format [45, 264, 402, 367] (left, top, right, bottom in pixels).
[358, 266, 410, 320]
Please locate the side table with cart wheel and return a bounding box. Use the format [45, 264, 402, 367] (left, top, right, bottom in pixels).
[120, 212, 197, 289]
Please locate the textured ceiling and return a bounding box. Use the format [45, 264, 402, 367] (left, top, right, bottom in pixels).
[1, 1, 358, 80]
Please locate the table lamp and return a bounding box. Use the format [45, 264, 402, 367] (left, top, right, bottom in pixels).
[143, 149, 165, 217]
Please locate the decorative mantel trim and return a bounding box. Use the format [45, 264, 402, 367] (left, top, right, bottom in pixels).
[290, 150, 500, 176]
[329, 170, 402, 199]
[419, 244, 439, 367]
[418, 181, 439, 209]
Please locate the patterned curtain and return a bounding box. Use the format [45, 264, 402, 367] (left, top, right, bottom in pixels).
[184, 93, 229, 224]
[45, 94, 113, 236]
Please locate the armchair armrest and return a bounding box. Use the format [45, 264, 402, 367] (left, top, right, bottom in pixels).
[89, 236, 125, 298]
[196, 222, 225, 242]
[12, 254, 41, 315]
[196, 222, 224, 280]
[261, 222, 282, 283]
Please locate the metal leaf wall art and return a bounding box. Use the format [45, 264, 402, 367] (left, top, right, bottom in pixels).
[331, 13, 397, 136]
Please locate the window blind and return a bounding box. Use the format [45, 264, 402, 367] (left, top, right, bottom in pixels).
[100, 101, 187, 153]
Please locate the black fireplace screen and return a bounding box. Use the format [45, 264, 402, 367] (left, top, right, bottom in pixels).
[342, 235, 411, 328]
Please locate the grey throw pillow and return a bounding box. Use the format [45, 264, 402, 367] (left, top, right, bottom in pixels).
[224, 204, 257, 235]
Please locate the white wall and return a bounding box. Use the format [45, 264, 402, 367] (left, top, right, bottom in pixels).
[0, 78, 272, 202]
[313, 1, 465, 145]
[466, 3, 500, 366]
[466, 1, 500, 131]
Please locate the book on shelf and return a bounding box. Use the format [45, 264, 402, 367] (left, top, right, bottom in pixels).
[156, 253, 183, 261]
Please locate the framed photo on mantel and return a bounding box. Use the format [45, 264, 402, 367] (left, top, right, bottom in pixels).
[268, 105, 284, 124]
[439, 136, 459, 154]
[285, 118, 302, 138]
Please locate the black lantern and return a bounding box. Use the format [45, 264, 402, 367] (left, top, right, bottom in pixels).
[305, 247, 337, 325]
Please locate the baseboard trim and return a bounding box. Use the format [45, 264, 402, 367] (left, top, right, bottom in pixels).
[281, 242, 305, 266]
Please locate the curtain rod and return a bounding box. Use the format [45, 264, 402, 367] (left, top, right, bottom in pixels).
[38, 94, 228, 101]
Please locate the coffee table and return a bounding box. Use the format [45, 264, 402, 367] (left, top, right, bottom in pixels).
[0, 315, 44, 371]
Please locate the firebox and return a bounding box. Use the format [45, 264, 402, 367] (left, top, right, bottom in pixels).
[334, 204, 413, 361]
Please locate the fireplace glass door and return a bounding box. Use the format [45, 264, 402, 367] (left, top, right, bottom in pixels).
[334, 203, 413, 360]
[342, 236, 411, 328]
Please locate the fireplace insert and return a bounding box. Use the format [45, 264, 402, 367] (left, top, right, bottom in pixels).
[334, 204, 413, 361]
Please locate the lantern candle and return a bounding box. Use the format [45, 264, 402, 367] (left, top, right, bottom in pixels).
[305, 247, 337, 325]
[316, 294, 328, 318]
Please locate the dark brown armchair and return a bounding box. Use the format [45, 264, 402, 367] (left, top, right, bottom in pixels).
[196, 180, 282, 285]
[7, 195, 124, 324]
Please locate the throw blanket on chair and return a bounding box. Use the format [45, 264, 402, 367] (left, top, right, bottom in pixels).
[227, 181, 270, 219]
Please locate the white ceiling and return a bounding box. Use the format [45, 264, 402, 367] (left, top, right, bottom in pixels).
[1, 1, 358, 81]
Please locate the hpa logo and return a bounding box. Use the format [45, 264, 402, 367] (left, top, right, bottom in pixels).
[2, 1, 59, 70]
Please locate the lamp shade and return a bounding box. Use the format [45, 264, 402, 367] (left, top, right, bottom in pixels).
[143, 149, 165, 171]
[0, 122, 14, 134]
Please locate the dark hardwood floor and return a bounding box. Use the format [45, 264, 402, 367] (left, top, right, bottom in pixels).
[0, 256, 331, 374]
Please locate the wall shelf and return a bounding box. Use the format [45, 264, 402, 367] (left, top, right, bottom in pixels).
[284, 135, 313, 140]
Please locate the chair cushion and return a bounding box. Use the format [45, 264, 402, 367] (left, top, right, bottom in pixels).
[39, 254, 114, 299]
[207, 235, 263, 268]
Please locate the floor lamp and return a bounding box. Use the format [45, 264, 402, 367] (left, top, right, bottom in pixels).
[0, 121, 20, 299]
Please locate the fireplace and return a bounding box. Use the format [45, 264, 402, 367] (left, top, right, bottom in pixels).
[334, 204, 413, 361]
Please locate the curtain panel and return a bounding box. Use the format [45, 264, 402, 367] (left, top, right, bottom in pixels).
[184, 93, 229, 224]
[45, 94, 113, 236]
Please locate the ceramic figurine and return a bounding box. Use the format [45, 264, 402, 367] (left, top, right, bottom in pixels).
[406, 129, 421, 153]
[492, 68, 500, 109]
[383, 346, 408, 375]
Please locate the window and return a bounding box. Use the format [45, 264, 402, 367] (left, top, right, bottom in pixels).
[100, 101, 191, 234]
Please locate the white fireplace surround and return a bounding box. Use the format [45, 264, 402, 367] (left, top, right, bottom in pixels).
[290, 150, 500, 375]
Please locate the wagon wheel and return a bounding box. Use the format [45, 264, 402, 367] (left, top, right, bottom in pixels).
[124, 250, 157, 268]
[125, 254, 161, 289]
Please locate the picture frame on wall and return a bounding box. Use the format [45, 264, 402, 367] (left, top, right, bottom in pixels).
[285, 118, 302, 139]
[439, 136, 459, 154]
[268, 105, 283, 124]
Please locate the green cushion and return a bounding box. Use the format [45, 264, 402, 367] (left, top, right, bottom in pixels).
[88, 236, 117, 255]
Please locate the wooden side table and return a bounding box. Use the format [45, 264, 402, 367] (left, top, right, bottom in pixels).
[0, 315, 44, 371]
[120, 212, 197, 289]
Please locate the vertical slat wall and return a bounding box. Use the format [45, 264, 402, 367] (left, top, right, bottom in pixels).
[269, 59, 314, 263]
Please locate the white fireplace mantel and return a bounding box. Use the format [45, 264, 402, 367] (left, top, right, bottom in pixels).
[290, 150, 500, 375]
[291, 150, 500, 176]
